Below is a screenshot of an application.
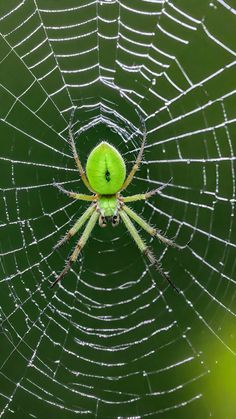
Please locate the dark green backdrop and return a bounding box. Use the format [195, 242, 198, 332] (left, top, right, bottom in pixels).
[0, 1, 236, 418]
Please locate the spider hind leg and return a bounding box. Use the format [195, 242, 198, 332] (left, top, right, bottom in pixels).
[68, 109, 94, 192]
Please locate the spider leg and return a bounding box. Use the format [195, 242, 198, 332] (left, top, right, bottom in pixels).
[119, 124, 147, 192]
[51, 210, 99, 288]
[122, 178, 172, 203]
[53, 182, 96, 201]
[68, 109, 94, 192]
[119, 209, 179, 293]
[53, 204, 95, 250]
[122, 204, 181, 249]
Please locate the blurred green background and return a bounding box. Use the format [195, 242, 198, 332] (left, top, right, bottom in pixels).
[0, 1, 236, 418]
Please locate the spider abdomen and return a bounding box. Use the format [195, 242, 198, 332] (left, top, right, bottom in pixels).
[86, 142, 126, 194]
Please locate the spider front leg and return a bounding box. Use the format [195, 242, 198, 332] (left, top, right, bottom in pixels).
[53, 204, 95, 250]
[122, 205, 181, 249]
[51, 210, 99, 288]
[119, 209, 179, 293]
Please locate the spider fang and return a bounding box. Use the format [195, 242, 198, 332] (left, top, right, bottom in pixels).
[99, 215, 107, 228]
[112, 214, 120, 227]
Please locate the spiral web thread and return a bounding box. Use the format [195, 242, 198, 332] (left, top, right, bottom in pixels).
[0, 0, 236, 417]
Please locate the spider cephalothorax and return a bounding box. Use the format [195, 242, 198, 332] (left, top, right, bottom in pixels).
[52, 118, 181, 291]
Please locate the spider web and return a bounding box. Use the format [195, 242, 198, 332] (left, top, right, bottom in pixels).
[0, 0, 236, 417]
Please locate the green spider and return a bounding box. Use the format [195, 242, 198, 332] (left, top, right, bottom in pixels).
[51, 122, 180, 291]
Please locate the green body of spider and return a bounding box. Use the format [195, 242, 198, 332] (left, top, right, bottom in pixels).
[51, 119, 181, 291]
[86, 141, 126, 195]
[97, 195, 118, 217]
[86, 142, 124, 223]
